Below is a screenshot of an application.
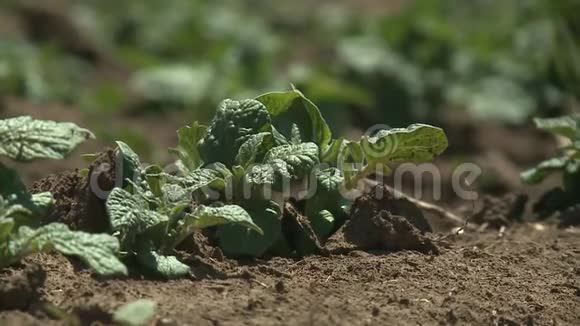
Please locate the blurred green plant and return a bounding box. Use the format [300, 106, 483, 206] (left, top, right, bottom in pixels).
[521, 115, 580, 225]
[1, 0, 579, 132]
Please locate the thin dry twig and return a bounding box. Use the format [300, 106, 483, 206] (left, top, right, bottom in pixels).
[383, 185, 468, 227]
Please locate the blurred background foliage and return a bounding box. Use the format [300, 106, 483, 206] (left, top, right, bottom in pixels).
[0, 0, 579, 161]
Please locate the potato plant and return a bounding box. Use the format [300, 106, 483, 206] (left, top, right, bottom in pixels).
[522, 115, 580, 218]
[0, 116, 126, 276]
[104, 89, 448, 278]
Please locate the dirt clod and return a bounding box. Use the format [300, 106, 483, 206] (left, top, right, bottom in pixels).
[0, 263, 46, 311]
[350, 184, 432, 233]
[472, 193, 528, 228]
[336, 184, 439, 254]
[344, 210, 439, 254]
[29, 150, 117, 233]
[558, 204, 580, 227]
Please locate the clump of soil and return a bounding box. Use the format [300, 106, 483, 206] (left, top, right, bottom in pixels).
[29, 149, 117, 233]
[558, 204, 580, 228]
[336, 184, 439, 254]
[343, 210, 439, 254]
[349, 184, 432, 233]
[0, 263, 45, 311]
[471, 193, 528, 229]
[528, 186, 580, 227]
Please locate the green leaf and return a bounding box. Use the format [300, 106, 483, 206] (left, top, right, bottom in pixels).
[0, 163, 30, 201]
[0, 164, 54, 221]
[245, 164, 275, 187]
[113, 299, 157, 326]
[30, 192, 54, 213]
[256, 89, 332, 150]
[264, 142, 320, 181]
[217, 201, 282, 257]
[0, 116, 94, 161]
[321, 138, 345, 165]
[360, 124, 448, 164]
[115, 141, 142, 185]
[161, 184, 188, 203]
[0, 202, 31, 222]
[0, 217, 14, 242]
[178, 168, 225, 192]
[300, 169, 346, 254]
[235, 132, 272, 167]
[447, 77, 535, 124]
[169, 122, 208, 174]
[533, 116, 579, 140]
[136, 248, 190, 279]
[106, 188, 168, 242]
[80, 153, 99, 164]
[199, 99, 271, 166]
[521, 157, 568, 184]
[564, 160, 580, 194]
[7, 223, 127, 276]
[305, 168, 346, 218]
[188, 205, 262, 233]
[144, 165, 165, 198]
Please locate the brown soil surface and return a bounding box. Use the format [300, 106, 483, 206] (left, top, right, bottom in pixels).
[1, 224, 579, 326]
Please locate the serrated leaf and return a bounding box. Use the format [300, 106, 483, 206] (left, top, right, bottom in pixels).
[113, 299, 157, 326]
[533, 116, 580, 140]
[217, 201, 282, 257]
[6, 223, 127, 276]
[521, 157, 569, 184]
[136, 248, 190, 279]
[360, 124, 448, 164]
[199, 99, 271, 166]
[264, 142, 320, 181]
[0, 116, 94, 161]
[169, 122, 208, 174]
[235, 132, 272, 167]
[107, 188, 168, 242]
[115, 141, 142, 185]
[256, 89, 332, 150]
